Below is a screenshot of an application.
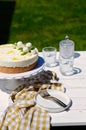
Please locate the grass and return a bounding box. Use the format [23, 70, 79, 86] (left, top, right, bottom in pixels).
[9, 0, 86, 51]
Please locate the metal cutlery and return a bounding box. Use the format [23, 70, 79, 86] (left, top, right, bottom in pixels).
[39, 90, 67, 108]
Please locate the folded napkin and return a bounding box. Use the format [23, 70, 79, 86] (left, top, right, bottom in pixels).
[0, 70, 62, 130]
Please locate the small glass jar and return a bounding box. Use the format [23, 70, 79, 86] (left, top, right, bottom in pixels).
[59, 35, 75, 76]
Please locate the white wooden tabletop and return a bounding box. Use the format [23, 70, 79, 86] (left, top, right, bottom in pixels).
[0, 51, 86, 127]
[44, 51, 86, 127]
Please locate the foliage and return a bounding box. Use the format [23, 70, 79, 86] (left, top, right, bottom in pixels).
[9, 0, 86, 51]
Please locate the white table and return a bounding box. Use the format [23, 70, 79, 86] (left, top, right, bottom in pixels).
[0, 51, 86, 127]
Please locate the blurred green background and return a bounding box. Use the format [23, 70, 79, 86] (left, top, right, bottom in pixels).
[7, 0, 86, 51]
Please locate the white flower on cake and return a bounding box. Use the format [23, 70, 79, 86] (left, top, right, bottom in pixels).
[15, 41, 38, 56]
[26, 42, 32, 48]
[23, 46, 29, 53]
[31, 48, 38, 54]
[16, 41, 24, 48]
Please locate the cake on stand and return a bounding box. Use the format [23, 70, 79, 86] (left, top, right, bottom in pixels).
[0, 56, 45, 93]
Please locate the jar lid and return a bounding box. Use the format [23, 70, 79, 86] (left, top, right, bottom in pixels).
[60, 35, 74, 46]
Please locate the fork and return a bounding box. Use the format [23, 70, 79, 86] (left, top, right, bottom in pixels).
[39, 90, 67, 108]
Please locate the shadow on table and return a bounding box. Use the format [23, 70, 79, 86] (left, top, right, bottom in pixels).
[73, 67, 81, 75]
[73, 52, 82, 75]
[50, 125, 86, 130]
[74, 52, 80, 59]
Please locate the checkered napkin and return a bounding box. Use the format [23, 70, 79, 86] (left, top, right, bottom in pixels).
[0, 70, 62, 130]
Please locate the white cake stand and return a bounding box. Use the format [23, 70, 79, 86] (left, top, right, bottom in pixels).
[0, 56, 45, 92]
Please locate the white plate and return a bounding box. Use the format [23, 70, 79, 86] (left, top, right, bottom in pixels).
[0, 56, 45, 79]
[35, 89, 72, 113]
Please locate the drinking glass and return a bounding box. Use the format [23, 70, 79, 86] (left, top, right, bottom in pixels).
[42, 47, 58, 67]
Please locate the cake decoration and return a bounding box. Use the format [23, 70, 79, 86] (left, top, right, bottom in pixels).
[0, 41, 38, 74]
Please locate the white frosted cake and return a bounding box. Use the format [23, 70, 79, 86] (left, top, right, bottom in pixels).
[0, 41, 38, 74]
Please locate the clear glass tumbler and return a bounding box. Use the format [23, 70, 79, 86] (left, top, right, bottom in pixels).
[42, 46, 58, 67]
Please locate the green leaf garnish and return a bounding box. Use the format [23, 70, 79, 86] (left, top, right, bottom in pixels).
[21, 52, 27, 55]
[28, 46, 35, 52]
[18, 47, 23, 51]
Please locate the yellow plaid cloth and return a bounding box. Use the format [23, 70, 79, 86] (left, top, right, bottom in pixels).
[0, 70, 62, 130]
